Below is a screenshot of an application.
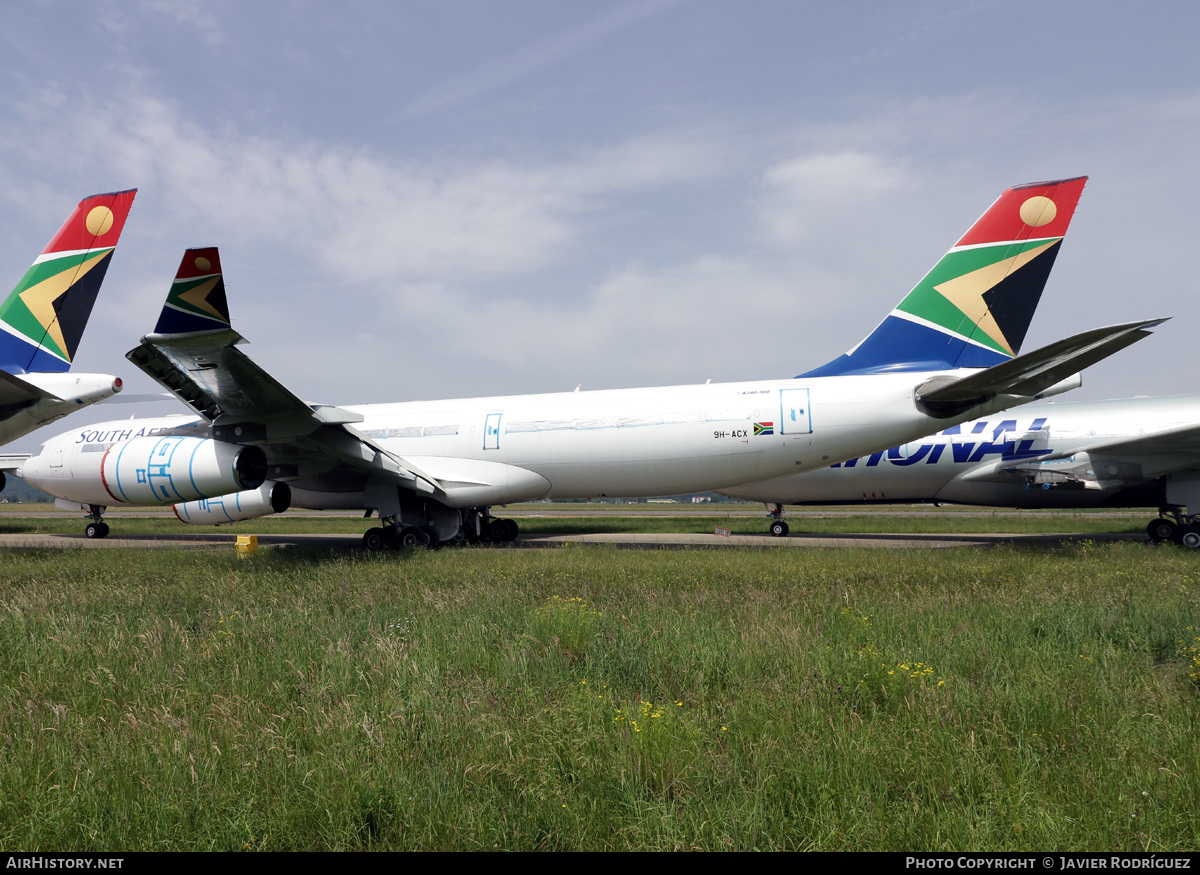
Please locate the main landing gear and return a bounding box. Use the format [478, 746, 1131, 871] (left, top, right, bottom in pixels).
[361, 526, 418, 550]
[84, 505, 110, 539]
[479, 516, 520, 544]
[1146, 508, 1200, 549]
[361, 507, 520, 551]
[362, 521, 448, 550]
[766, 503, 789, 537]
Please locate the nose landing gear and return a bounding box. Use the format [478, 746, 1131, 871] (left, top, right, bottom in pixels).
[766, 503, 789, 537]
[84, 506, 109, 539]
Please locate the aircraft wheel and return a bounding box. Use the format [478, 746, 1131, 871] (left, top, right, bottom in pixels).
[1177, 525, 1200, 550]
[769, 520, 789, 537]
[488, 518, 508, 542]
[504, 519, 520, 541]
[99, 523, 110, 538]
[85, 522, 109, 539]
[399, 530, 420, 549]
[362, 527, 388, 551]
[1147, 518, 1176, 543]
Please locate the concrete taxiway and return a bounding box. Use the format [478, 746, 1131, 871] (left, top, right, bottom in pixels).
[0, 530, 1147, 551]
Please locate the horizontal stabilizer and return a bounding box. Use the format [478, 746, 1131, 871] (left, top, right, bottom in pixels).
[0, 369, 55, 410]
[915, 318, 1166, 416]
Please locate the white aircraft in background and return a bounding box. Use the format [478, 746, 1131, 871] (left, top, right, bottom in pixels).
[0, 190, 135, 498]
[721, 395, 1200, 547]
[10, 177, 1165, 546]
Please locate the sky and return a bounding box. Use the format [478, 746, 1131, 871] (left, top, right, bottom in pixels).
[1, 0, 1198, 451]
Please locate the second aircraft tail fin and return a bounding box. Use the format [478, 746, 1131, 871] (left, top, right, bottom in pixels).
[152, 247, 233, 336]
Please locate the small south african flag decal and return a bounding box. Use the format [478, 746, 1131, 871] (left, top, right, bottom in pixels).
[754, 422, 774, 436]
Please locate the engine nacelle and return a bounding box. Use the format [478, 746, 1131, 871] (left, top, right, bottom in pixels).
[101, 436, 266, 504]
[173, 481, 291, 525]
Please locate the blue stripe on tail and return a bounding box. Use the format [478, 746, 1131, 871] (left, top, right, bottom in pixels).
[798, 315, 1011, 378]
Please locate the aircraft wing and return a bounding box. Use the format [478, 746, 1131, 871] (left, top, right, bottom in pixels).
[127, 326, 332, 437]
[126, 248, 444, 496]
[1026, 421, 1200, 463]
[946, 412, 1200, 491]
[916, 319, 1166, 414]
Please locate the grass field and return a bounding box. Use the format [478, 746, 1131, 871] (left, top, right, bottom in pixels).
[1, 538, 1197, 850]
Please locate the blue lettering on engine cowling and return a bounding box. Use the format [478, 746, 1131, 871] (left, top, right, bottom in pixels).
[830, 417, 1049, 469]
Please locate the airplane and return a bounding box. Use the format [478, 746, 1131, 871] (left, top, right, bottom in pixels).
[719, 395, 1200, 547]
[9, 177, 1166, 546]
[0, 189, 135, 499]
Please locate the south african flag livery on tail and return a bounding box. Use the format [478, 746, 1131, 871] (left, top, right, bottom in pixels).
[801, 177, 1087, 378]
[153, 247, 232, 335]
[0, 189, 137, 374]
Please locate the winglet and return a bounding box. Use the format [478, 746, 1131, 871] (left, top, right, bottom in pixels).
[801, 177, 1087, 377]
[0, 189, 137, 373]
[153, 247, 232, 335]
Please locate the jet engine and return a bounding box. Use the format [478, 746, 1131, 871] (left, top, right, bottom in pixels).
[173, 481, 291, 525]
[101, 436, 266, 504]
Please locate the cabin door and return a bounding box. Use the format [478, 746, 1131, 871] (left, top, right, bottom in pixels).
[483, 413, 502, 450]
[780, 388, 812, 435]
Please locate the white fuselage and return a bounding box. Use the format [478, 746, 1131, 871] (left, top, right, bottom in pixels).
[720, 395, 1200, 509]
[18, 369, 1056, 509]
[0, 372, 121, 447]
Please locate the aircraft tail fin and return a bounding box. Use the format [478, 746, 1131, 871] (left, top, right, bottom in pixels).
[152, 247, 233, 336]
[800, 176, 1087, 377]
[0, 189, 137, 374]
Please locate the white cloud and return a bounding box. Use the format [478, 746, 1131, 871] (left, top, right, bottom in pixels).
[360, 252, 863, 394]
[401, 0, 688, 119]
[137, 0, 224, 44]
[757, 151, 909, 248]
[2, 88, 729, 288]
